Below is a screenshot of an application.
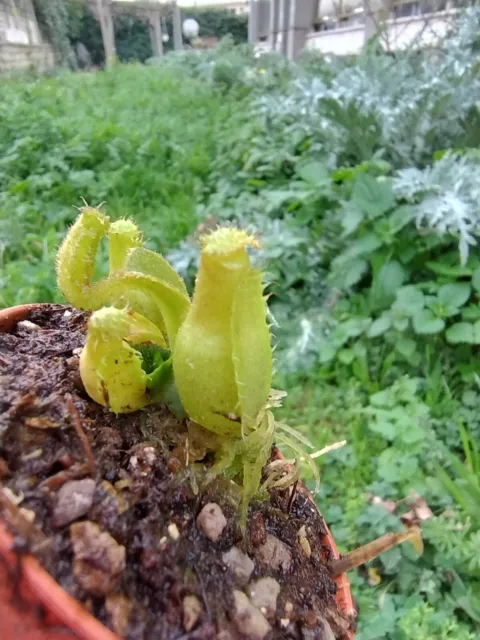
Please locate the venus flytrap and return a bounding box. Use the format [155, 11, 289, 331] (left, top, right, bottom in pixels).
[173, 228, 272, 438]
[56, 205, 190, 346]
[57, 205, 190, 415]
[108, 219, 144, 273]
[80, 307, 167, 413]
[56, 206, 110, 309]
[173, 228, 315, 524]
[57, 213, 317, 525]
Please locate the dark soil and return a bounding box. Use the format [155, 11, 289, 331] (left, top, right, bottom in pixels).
[0, 304, 354, 640]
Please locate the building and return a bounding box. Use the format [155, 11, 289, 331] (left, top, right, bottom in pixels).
[0, 0, 54, 72]
[178, 0, 249, 13]
[248, 0, 461, 58]
[307, 0, 459, 55]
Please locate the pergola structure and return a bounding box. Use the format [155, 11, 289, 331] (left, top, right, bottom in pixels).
[248, 0, 319, 59]
[88, 0, 184, 65]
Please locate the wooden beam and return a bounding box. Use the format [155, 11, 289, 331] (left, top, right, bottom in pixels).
[172, 2, 183, 51]
[148, 8, 164, 56]
[96, 0, 116, 66]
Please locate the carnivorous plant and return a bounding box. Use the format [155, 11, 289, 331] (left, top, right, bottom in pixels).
[57, 206, 318, 524]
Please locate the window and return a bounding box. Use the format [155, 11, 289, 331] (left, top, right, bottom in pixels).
[393, 1, 421, 18]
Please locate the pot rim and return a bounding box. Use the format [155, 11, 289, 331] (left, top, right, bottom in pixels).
[0, 303, 356, 639]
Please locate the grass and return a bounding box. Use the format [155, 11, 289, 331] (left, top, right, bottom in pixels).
[0, 64, 236, 307]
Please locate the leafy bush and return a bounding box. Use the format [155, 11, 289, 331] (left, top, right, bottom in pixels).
[64, 2, 248, 67]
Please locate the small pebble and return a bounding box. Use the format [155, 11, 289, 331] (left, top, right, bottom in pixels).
[299, 536, 312, 557]
[284, 601, 294, 616]
[2, 487, 24, 505]
[297, 526, 312, 557]
[168, 523, 180, 540]
[247, 577, 280, 617]
[306, 610, 317, 627]
[17, 320, 41, 331]
[232, 590, 271, 639]
[52, 479, 95, 527]
[196, 503, 227, 542]
[19, 508, 35, 523]
[223, 546, 255, 586]
[0, 457, 9, 478]
[318, 616, 336, 640]
[302, 616, 336, 640]
[71, 521, 125, 596]
[183, 595, 203, 632]
[250, 512, 267, 547]
[256, 533, 292, 572]
[105, 593, 131, 636]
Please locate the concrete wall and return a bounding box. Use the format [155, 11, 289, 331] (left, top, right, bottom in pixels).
[0, 0, 42, 45]
[0, 0, 54, 72]
[305, 9, 456, 55]
[0, 41, 54, 72]
[306, 23, 364, 55]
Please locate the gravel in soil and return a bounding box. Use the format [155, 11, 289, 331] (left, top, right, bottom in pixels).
[0, 304, 354, 640]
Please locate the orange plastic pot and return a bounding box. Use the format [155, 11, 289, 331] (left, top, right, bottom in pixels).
[0, 303, 356, 640]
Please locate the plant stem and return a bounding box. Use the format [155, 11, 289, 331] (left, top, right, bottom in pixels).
[327, 526, 422, 576]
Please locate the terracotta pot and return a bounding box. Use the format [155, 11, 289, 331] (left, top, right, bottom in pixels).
[0, 303, 356, 640]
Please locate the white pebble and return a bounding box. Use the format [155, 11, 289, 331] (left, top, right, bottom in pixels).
[196, 503, 227, 542]
[168, 523, 180, 540]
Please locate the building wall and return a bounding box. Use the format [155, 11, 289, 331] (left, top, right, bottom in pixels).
[178, 0, 250, 14]
[305, 9, 456, 54]
[0, 0, 41, 44]
[0, 42, 54, 71]
[0, 0, 55, 71]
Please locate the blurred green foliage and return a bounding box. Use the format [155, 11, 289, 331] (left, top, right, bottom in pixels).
[64, 2, 247, 67]
[0, 64, 233, 306]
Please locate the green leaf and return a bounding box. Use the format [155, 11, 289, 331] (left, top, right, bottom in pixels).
[380, 547, 402, 572]
[351, 174, 395, 219]
[338, 349, 355, 364]
[446, 321, 480, 344]
[412, 309, 445, 334]
[341, 317, 372, 338]
[264, 190, 301, 209]
[373, 260, 406, 305]
[426, 261, 473, 278]
[342, 206, 364, 236]
[369, 419, 397, 440]
[388, 205, 416, 233]
[393, 316, 409, 332]
[348, 233, 382, 257]
[462, 304, 480, 320]
[437, 282, 471, 310]
[296, 161, 330, 185]
[472, 266, 480, 292]
[147, 358, 187, 420]
[370, 389, 394, 408]
[319, 342, 338, 364]
[343, 258, 369, 287]
[367, 314, 392, 338]
[394, 285, 425, 316]
[401, 425, 425, 444]
[395, 338, 417, 359]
